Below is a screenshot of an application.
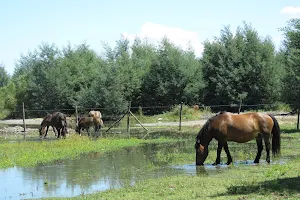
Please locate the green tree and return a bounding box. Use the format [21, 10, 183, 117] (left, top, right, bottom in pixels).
[140, 38, 204, 110]
[280, 18, 300, 110]
[202, 23, 280, 109]
[130, 37, 157, 103]
[0, 82, 17, 119]
[59, 42, 127, 114]
[25, 43, 61, 111]
[0, 63, 10, 87]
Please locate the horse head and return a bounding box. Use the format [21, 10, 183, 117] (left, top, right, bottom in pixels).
[195, 137, 209, 165]
[75, 125, 80, 134]
[39, 127, 44, 137]
[195, 121, 211, 165]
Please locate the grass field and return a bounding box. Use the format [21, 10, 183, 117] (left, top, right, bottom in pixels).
[1, 112, 300, 199]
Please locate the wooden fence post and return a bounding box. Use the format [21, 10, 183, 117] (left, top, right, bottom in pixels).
[127, 101, 131, 137]
[75, 105, 78, 126]
[179, 102, 183, 131]
[22, 102, 26, 140]
[238, 100, 242, 114]
[297, 109, 299, 130]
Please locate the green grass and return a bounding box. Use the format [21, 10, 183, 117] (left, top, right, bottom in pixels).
[126, 105, 211, 124]
[0, 134, 176, 168]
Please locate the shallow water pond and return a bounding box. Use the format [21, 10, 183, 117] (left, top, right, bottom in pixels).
[0, 140, 281, 199]
[0, 141, 191, 199]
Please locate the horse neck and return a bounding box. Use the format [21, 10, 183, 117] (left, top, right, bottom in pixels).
[199, 121, 213, 146]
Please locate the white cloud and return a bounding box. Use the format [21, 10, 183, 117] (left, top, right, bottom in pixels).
[280, 6, 300, 18]
[123, 22, 203, 57]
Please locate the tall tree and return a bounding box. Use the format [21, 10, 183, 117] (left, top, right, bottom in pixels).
[0, 82, 17, 119]
[130, 37, 157, 104]
[140, 38, 204, 109]
[59, 42, 127, 114]
[25, 43, 61, 111]
[0, 63, 10, 87]
[280, 18, 300, 110]
[202, 23, 280, 109]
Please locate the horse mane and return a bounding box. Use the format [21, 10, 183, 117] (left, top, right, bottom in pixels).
[196, 119, 211, 142]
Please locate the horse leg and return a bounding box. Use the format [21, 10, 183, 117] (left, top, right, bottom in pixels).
[213, 142, 223, 165]
[94, 124, 100, 138]
[44, 126, 49, 138]
[254, 134, 263, 163]
[262, 133, 271, 163]
[87, 127, 90, 137]
[61, 126, 66, 138]
[99, 124, 102, 138]
[57, 128, 61, 139]
[223, 142, 232, 165]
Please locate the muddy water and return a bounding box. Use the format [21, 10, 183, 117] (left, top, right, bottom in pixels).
[0, 141, 274, 199]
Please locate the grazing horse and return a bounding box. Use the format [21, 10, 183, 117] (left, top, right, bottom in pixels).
[39, 112, 68, 139]
[38, 113, 57, 136]
[195, 112, 280, 166]
[75, 116, 103, 137]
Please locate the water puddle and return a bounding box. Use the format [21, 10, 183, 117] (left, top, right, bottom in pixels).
[0, 141, 286, 199]
[0, 141, 196, 199]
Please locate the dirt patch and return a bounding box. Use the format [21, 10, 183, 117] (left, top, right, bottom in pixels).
[0, 118, 42, 125]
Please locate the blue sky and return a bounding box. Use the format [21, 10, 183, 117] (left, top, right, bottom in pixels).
[1, 0, 300, 75]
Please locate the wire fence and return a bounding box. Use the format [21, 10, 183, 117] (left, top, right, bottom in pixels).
[6, 103, 297, 118]
[1, 102, 299, 138]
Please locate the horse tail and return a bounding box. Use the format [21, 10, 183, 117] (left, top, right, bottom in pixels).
[269, 114, 281, 156]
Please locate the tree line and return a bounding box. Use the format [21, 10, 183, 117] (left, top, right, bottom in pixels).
[0, 20, 300, 119]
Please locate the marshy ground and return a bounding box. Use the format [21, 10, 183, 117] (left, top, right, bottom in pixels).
[0, 113, 299, 199]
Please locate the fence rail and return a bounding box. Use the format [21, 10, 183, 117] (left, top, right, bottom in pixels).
[1, 102, 299, 139]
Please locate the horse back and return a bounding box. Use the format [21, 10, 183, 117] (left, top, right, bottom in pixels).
[41, 113, 53, 126]
[51, 112, 67, 128]
[78, 116, 94, 128]
[210, 112, 274, 142]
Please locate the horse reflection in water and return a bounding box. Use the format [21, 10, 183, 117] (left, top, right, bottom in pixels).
[39, 112, 68, 139]
[195, 111, 281, 166]
[196, 166, 209, 176]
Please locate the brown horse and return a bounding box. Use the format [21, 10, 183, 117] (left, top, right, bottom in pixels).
[38, 113, 57, 136]
[75, 116, 103, 137]
[39, 112, 68, 139]
[195, 111, 280, 166]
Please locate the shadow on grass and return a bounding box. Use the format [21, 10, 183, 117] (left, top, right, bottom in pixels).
[281, 128, 300, 134]
[216, 176, 300, 197]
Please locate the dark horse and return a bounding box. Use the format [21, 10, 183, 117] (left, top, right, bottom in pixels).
[39, 112, 68, 139]
[195, 112, 280, 165]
